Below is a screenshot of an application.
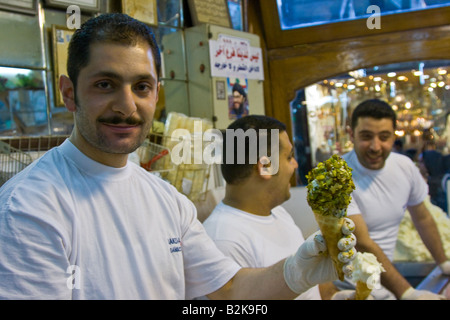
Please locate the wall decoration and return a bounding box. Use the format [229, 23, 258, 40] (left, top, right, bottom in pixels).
[45, 0, 100, 13]
[188, 0, 231, 28]
[121, 0, 158, 26]
[0, 0, 37, 15]
[215, 80, 226, 100]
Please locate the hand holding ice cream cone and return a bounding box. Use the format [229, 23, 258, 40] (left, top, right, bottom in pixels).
[283, 155, 358, 295]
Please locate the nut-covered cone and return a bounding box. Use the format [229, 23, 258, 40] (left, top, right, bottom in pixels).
[306, 155, 355, 281]
[314, 211, 345, 280]
[355, 280, 372, 300]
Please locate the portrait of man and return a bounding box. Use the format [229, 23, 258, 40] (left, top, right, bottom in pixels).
[228, 78, 249, 120]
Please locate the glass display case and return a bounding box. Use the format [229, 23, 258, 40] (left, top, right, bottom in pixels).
[291, 60, 450, 184]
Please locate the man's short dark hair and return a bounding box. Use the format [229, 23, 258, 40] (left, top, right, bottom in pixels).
[221, 115, 286, 185]
[67, 13, 161, 91]
[351, 99, 397, 130]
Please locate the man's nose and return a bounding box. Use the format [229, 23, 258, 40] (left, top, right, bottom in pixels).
[293, 157, 299, 169]
[112, 86, 137, 117]
[370, 137, 382, 151]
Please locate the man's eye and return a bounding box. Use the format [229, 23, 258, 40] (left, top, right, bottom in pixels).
[360, 134, 373, 140]
[135, 83, 151, 92]
[96, 81, 112, 89]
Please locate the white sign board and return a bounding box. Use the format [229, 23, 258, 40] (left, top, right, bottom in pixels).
[209, 34, 264, 80]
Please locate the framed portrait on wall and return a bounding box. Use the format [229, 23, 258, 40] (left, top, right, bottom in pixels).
[228, 78, 248, 120]
[44, 0, 100, 13]
[51, 25, 74, 107]
[0, 0, 37, 15]
[121, 0, 158, 26]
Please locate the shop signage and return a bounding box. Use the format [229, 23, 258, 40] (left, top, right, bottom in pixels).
[209, 34, 264, 80]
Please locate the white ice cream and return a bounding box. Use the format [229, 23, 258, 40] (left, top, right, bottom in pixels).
[395, 196, 450, 262]
[351, 252, 385, 289]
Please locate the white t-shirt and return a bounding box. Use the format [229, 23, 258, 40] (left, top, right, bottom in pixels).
[344, 150, 428, 261]
[203, 202, 321, 300]
[0, 140, 240, 299]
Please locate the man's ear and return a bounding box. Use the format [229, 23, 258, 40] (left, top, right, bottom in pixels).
[348, 128, 355, 143]
[156, 81, 161, 103]
[59, 75, 76, 112]
[257, 156, 273, 178]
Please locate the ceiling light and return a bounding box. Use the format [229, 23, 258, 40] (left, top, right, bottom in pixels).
[395, 130, 405, 137]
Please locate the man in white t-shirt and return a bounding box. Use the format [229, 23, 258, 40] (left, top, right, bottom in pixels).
[202, 115, 357, 300]
[0, 14, 351, 300]
[335, 99, 450, 300]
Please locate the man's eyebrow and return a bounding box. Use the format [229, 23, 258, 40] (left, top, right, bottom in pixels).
[358, 130, 392, 135]
[357, 130, 374, 135]
[89, 71, 156, 82]
[89, 71, 122, 80]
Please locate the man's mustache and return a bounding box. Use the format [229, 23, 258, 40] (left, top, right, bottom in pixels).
[98, 116, 144, 126]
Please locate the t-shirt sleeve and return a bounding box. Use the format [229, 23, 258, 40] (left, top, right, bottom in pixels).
[406, 162, 429, 207]
[214, 239, 257, 268]
[178, 197, 241, 299]
[0, 197, 72, 299]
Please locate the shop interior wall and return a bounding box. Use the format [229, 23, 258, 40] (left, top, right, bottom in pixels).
[247, 0, 450, 185]
[0, 1, 112, 138]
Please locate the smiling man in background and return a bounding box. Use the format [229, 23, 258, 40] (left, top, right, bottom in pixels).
[335, 99, 450, 300]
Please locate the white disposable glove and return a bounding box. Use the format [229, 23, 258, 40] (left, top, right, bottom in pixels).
[331, 290, 374, 300]
[283, 228, 356, 295]
[439, 261, 450, 275]
[400, 287, 446, 300]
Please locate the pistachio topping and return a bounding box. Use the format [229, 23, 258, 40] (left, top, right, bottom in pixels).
[306, 154, 355, 217]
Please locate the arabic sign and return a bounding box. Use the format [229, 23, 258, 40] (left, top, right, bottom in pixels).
[209, 34, 264, 80]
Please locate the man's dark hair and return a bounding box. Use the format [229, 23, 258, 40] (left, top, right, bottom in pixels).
[351, 99, 397, 130]
[67, 13, 161, 91]
[221, 115, 286, 185]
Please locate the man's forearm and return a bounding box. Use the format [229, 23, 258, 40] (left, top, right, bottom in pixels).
[207, 259, 298, 300]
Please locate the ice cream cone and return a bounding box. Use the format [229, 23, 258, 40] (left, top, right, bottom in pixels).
[355, 280, 372, 300]
[306, 155, 356, 281]
[314, 211, 346, 280]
